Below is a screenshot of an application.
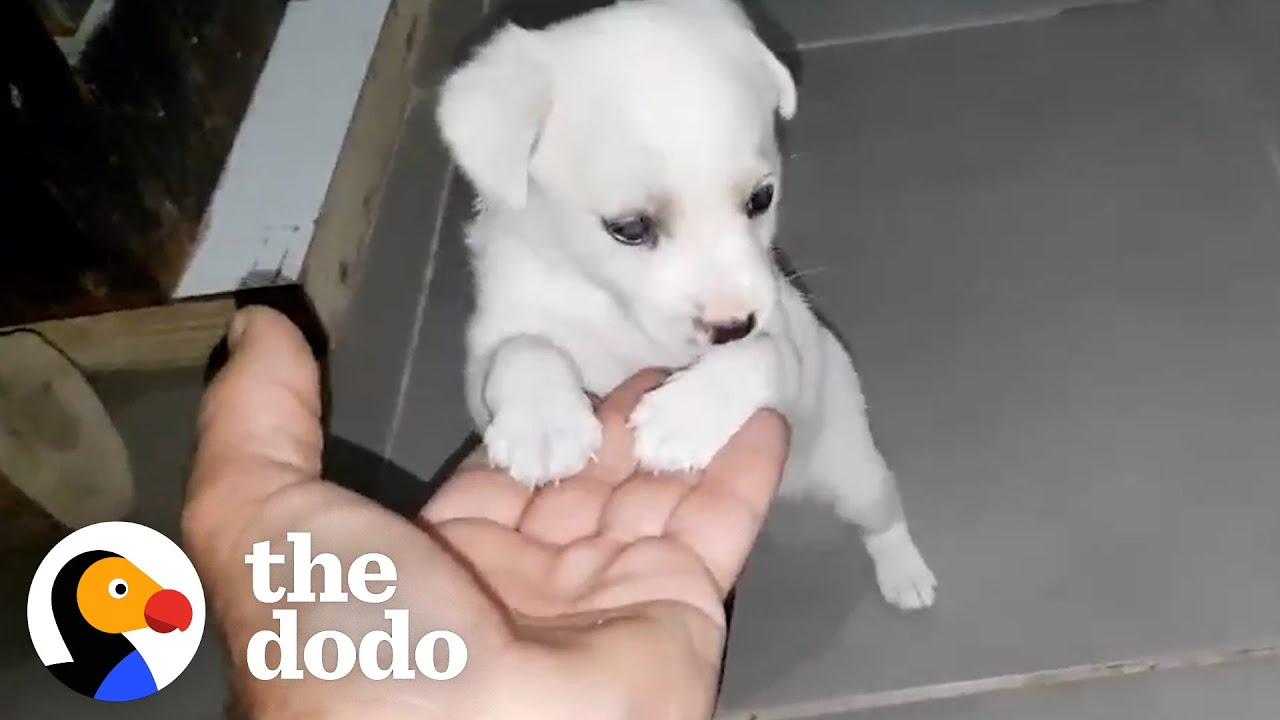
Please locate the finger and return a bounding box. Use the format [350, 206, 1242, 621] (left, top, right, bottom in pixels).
[596, 474, 688, 544]
[422, 465, 534, 528]
[453, 441, 488, 473]
[598, 368, 667, 422]
[427, 370, 668, 535]
[515, 476, 613, 544]
[515, 370, 668, 542]
[576, 369, 667, 486]
[664, 411, 789, 595]
[187, 306, 325, 521]
[435, 519, 596, 617]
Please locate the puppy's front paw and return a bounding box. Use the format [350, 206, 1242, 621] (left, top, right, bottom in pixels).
[865, 521, 938, 611]
[484, 394, 602, 487]
[628, 373, 755, 474]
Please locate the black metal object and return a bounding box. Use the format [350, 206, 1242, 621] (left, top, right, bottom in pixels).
[717, 587, 736, 702]
[0, 0, 289, 327]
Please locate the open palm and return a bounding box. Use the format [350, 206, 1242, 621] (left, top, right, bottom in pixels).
[185, 307, 788, 720]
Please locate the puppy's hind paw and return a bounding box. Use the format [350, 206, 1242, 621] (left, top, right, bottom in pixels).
[865, 521, 938, 611]
[483, 394, 602, 488]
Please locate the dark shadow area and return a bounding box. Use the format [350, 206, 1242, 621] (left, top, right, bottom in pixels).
[322, 429, 482, 520]
[0, 539, 56, 667]
[449, 0, 803, 88]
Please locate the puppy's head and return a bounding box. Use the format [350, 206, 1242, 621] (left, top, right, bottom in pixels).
[438, 0, 796, 349]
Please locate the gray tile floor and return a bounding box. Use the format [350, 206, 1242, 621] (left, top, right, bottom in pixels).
[815, 659, 1280, 719]
[717, 0, 1280, 715]
[765, 0, 1143, 47]
[8, 0, 1280, 717]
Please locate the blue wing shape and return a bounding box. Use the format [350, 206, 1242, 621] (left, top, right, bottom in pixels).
[94, 649, 159, 702]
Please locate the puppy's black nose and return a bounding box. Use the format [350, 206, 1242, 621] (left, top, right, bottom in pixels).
[706, 313, 756, 345]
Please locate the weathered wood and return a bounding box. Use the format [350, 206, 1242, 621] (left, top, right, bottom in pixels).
[0, 0, 430, 374]
[0, 330, 133, 632]
[0, 330, 133, 531]
[0, 296, 238, 374]
[0, 283, 331, 376]
[0, 0, 288, 327]
[302, 0, 434, 338]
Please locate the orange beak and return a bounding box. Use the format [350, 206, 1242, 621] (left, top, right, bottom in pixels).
[143, 588, 192, 633]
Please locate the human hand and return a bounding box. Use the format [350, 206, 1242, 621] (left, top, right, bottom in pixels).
[184, 306, 789, 720]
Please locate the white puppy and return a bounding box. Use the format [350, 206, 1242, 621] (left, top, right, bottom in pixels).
[436, 0, 936, 610]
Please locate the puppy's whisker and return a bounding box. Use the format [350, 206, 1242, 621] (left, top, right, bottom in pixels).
[783, 266, 826, 281]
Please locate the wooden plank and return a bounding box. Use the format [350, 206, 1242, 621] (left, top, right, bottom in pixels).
[0, 0, 432, 373]
[0, 296, 237, 375]
[0, 279, 338, 375]
[0, 328, 133, 664]
[302, 0, 434, 338]
[174, 0, 397, 300]
[173, 0, 431, 345]
[0, 330, 133, 528]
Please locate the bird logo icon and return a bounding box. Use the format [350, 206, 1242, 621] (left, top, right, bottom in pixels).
[27, 521, 206, 702]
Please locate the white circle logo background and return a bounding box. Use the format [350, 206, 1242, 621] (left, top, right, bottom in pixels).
[26, 521, 207, 692]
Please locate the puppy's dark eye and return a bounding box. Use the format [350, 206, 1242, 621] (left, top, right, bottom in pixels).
[603, 214, 656, 246]
[746, 183, 775, 218]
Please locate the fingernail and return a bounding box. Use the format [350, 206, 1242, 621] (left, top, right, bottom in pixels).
[227, 310, 249, 350]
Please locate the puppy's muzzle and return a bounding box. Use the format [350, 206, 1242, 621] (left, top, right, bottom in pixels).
[699, 314, 757, 345]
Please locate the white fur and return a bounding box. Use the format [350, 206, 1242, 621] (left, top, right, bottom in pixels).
[437, 0, 936, 610]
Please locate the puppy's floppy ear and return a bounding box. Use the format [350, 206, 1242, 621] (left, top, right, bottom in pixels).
[751, 36, 797, 120]
[437, 25, 550, 208]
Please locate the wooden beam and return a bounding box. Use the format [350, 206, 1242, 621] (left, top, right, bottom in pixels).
[0, 296, 236, 375]
[0, 329, 133, 530]
[166, 0, 433, 346]
[302, 0, 434, 340]
[0, 0, 433, 374]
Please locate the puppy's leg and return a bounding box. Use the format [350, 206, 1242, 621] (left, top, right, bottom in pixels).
[802, 330, 937, 611]
[470, 334, 602, 487]
[629, 334, 792, 473]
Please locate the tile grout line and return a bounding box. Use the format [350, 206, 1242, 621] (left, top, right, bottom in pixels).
[795, 11, 1065, 52]
[719, 644, 1280, 720]
[383, 0, 483, 462]
[792, 0, 1149, 52]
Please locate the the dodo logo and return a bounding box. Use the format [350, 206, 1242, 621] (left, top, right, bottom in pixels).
[26, 521, 205, 702]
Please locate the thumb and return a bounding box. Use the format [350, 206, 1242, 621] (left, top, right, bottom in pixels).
[187, 306, 325, 525]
